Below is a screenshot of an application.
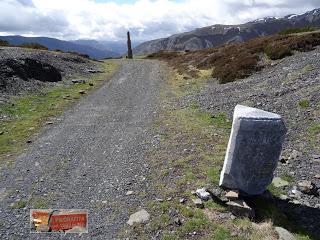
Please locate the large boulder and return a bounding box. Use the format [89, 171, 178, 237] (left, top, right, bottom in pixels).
[219, 105, 287, 195]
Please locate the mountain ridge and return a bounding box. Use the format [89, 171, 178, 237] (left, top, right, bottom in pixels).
[134, 8, 320, 55]
[0, 35, 120, 59]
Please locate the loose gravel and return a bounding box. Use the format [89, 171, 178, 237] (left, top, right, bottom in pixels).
[0, 60, 165, 239]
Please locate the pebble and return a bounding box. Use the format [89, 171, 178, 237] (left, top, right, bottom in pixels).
[192, 198, 204, 209]
[195, 188, 211, 201]
[126, 191, 134, 196]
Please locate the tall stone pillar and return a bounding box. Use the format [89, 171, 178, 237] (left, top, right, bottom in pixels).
[127, 31, 133, 59]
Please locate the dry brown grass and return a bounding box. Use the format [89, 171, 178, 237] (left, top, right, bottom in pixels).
[147, 32, 320, 83]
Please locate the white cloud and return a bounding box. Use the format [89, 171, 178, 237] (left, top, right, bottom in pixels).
[0, 0, 320, 41]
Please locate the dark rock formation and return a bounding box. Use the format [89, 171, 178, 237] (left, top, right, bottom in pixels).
[0, 58, 61, 83]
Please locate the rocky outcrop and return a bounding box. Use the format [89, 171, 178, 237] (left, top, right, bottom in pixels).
[0, 58, 61, 83]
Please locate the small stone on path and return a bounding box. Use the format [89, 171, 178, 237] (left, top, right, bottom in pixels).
[127, 209, 150, 226]
[126, 191, 133, 196]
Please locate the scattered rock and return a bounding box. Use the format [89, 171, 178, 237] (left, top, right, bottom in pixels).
[226, 200, 255, 219]
[0, 131, 4, 135]
[45, 122, 54, 125]
[275, 226, 296, 240]
[126, 191, 134, 196]
[174, 218, 182, 226]
[279, 194, 289, 201]
[192, 198, 204, 209]
[71, 79, 86, 84]
[179, 198, 186, 204]
[26, 140, 32, 144]
[210, 188, 222, 198]
[225, 190, 239, 200]
[127, 209, 150, 226]
[280, 156, 289, 164]
[297, 180, 318, 195]
[314, 174, 320, 179]
[89, 83, 94, 86]
[292, 199, 301, 205]
[79, 90, 86, 94]
[289, 150, 301, 160]
[155, 198, 164, 202]
[196, 188, 211, 201]
[272, 177, 289, 188]
[289, 189, 302, 199]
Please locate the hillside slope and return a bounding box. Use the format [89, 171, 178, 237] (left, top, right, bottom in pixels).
[134, 8, 320, 55]
[0, 36, 119, 59]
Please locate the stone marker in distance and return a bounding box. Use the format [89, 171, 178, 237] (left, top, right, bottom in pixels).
[219, 105, 286, 195]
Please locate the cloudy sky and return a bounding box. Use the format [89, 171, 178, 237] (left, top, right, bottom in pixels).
[1, 0, 320, 42]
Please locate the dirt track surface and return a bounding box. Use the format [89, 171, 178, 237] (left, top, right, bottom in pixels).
[0, 60, 165, 239]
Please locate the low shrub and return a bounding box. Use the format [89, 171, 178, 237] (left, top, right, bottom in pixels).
[67, 51, 90, 59]
[19, 43, 48, 50]
[264, 42, 293, 60]
[0, 40, 11, 47]
[147, 51, 181, 60]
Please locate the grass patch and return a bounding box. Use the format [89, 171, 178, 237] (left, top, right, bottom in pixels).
[279, 27, 318, 35]
[0, 61, 118, 163]
[298, 99, 310, 108]
[10, 199, 27, 209]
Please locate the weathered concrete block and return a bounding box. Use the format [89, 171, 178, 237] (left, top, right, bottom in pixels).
[219, 105, 286, 195]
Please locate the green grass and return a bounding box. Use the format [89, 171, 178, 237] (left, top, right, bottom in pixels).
[0, 61, 118, 163]
[10, 199, 27, 209]
[298, 99, 310, 108]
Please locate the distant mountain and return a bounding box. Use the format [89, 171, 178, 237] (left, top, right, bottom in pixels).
[134, 8, 320, 55]
[73, 39, 142, 55]
[0, 35, 119, 59]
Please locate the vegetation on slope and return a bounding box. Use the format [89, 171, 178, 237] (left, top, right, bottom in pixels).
[147, 32, 320, 84]
[278, 27, 318, 35]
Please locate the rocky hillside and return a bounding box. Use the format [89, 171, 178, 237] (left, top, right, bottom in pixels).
[0, 46, 101, 102]
[134, 8, 320, 55]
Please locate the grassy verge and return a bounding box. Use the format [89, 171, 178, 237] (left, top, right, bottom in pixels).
[0, 60, 118, 164]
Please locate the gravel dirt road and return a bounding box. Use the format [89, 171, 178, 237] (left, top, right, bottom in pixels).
[0, 60, 165, 239]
